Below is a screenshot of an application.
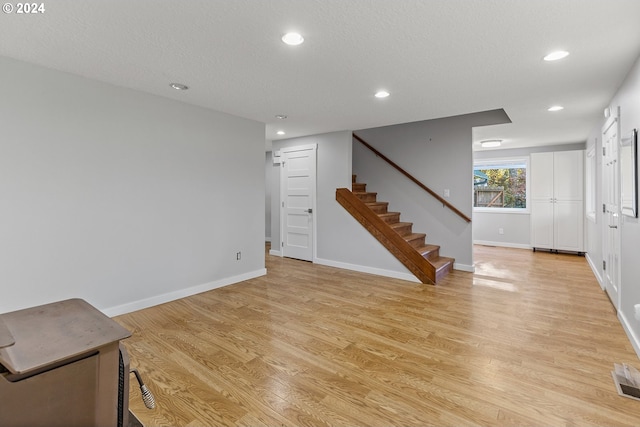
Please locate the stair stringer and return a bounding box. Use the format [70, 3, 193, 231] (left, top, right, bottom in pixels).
[336, 187, 438, 284]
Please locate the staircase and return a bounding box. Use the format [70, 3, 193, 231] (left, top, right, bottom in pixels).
[336, 175, 454, 284]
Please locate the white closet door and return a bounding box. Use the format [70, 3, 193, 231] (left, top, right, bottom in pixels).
[531, 199, 554, 249]
[554, 151, 584, 201]
[530, 153, 554, 200]
[554, 200, 584, 252]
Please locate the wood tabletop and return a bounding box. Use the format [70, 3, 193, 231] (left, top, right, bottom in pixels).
[0, 298, 130, 375]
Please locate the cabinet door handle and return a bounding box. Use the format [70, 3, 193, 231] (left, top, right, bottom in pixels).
[609, 225, 618, 229]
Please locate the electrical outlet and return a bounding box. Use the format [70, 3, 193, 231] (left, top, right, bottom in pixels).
[443, 189, 450, 198]
[236, 251, 241, 260]
[498, 228, 504, 235]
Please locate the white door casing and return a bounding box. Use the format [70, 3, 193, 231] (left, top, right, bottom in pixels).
[602, 108, 621, 310]
[280, 144, 317, 262]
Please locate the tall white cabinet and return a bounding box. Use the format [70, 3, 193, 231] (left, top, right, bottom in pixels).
[530, 150, 585, 253]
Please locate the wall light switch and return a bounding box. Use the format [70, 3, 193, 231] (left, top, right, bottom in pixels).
[444, 189, 450, 198]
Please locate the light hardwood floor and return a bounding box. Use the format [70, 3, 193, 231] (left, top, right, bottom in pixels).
[116, 245, 640, 426]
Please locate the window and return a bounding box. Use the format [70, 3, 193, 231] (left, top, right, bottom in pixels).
[474, 158, 528, 211]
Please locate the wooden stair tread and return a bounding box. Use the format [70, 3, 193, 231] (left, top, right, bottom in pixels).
[378, 212, 400, 218]
[433, 257, 455, 281]
[390, 221, 412, 228]
[404, 233, 426, 240]
[377, 212, 401, 224]
[366, 201, 389, 214]
[353, 192, 377, 202]
[431, 256, 454, 270]
[417, 244, 440, 259]
[417, 244, 439, 252]
[389, 222, 413, 235]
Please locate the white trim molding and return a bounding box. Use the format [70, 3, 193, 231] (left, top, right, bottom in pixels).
[619, 310, 640, 359]
[585, 252, 605, 290]
[474, 240, 532, 250]
[314, 257, 420, 283]
[102, 268, 267, 317]
[453, 263, 475, 273]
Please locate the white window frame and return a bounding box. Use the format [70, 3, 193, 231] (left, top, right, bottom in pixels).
[473, 157, 530, 214]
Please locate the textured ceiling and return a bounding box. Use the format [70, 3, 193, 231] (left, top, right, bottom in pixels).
[1, 0, 640, 151]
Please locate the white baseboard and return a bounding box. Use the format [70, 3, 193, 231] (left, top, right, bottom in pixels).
[453, 263, 475, 273]
[102, 268, 267, 317]
[619, 310, 640, 359]
[473, 240, 531, 250]
[265, 237, 272, 243]
[269, 249, 282, 257]
[313, 258, 473, 280]
[585, 252, 605, 290]
[314, 257, 420, 283]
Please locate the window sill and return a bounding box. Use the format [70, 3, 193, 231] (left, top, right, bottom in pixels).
[473, 208, 530, 215]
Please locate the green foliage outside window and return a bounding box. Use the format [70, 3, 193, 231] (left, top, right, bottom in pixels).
[474, 164, 527, 209]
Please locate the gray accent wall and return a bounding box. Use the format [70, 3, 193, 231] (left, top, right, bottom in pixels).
[353, 110, 511, 271]
[0, 56, 266, 316]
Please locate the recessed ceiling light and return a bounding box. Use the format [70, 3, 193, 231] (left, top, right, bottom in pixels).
[282, 32, 304, 46]
[480, 140, 502, 148]
[544, 51, 570, 61]
[548, 105, 564, 112]
[277, 130, 286, 135]
[275, 115, 288, 120]
[375, 90, 390, 98]
[169, 83, 189, 90]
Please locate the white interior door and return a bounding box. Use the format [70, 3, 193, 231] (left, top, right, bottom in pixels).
[280, 144, 316, 262]
[602, 110, 621, 309]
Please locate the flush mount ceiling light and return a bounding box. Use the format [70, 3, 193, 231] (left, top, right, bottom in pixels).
[480, 140, 502, 148]
[374, 90, 390, 98]
[282, 32, 304, 46]
[548, 105, 564, 112]
[275, 114, 288, 120]
[276, 130, 286, 135]
[169, 83, 189, 91]
[543, 50, 570, 61]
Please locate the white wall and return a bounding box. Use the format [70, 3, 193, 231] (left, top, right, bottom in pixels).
[473, 143, 585, 248]
[472, 212, 531, 248]
[0, 56, 266, 316]
[353, 110, 511, 271]
[589, 53, 640, 355]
